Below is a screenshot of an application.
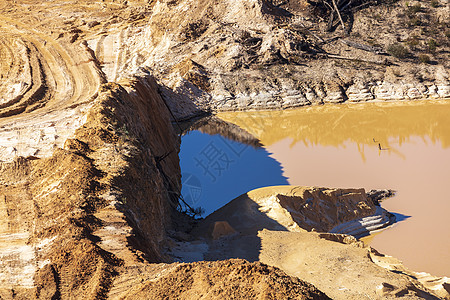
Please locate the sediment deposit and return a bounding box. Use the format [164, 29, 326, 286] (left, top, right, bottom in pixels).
[0, 0, 449, 299]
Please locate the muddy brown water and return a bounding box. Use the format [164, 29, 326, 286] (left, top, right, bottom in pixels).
[217, 100, 450, 277]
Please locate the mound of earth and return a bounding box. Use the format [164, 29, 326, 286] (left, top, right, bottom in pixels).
[0, 77, 181, 299]
[123, 259, 330, 299]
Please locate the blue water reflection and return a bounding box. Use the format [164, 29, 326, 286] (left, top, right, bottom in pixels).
[180, 131, 288, 216]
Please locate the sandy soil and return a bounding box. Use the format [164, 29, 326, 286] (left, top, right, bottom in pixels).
[124, 259, 330, 300]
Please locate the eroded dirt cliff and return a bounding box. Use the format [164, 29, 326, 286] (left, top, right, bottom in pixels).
[0, 76, 181, 298]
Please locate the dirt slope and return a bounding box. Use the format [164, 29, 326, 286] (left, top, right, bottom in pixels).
[0, 76, 181, 299]
[0, 75, 332, 300]
[124, 259, 331, 300]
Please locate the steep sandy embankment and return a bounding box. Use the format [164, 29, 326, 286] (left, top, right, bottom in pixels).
[0, 76, 181, 298]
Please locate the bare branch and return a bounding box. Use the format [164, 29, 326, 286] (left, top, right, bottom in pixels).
[318, 53, 389, 64]
[331, 0, 347, 32]
[339, 39, 385, 54]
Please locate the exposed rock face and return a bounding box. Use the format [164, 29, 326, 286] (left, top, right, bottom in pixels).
[329, 206, 395, 238]
[82, 0, 449, 117]
[194, 186, 388, 237]
[276, 187, 377, 232]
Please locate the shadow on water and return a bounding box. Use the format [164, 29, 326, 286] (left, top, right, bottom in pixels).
[178, 116, 290, 263]
[180, 119, 288, 217]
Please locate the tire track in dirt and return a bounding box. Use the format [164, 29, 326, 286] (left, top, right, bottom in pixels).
[0, 15, 102, 115]
[0, 16, 103, 161]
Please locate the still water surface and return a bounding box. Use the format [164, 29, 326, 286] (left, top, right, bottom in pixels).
[181, 100, 450, 277]
[180, 130, 288, 216]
